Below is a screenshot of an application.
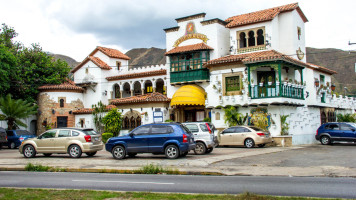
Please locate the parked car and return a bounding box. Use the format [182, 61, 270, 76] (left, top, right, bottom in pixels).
[183, 122, 218, 154]
[219, 126, 273, 148]
[19, 128, 103, 158]
[105, 123, 196, 159]
[315, 122, 356, 145]
[5, 130, 36, 149]
[0, 127, 7, 149]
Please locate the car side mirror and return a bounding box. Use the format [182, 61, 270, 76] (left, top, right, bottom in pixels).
[352, 129, 356, 132]
[129, 132, 134, 137]
[37, 136, 42, 139]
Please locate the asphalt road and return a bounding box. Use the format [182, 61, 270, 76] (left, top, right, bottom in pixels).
[1, 171, 356, 198]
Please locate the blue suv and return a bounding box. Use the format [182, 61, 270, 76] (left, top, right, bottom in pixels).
[105, 123, 196, 159]
[316, 122, 356, 145]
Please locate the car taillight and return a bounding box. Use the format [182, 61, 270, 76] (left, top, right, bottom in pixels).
[206, 123, 212, 134]
[84, 135, 92, 142]
[256, 132, 265, 137]
[316, 129, 318, 136]
[183, 134, 188, 143]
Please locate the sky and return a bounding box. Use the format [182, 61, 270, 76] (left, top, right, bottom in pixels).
[1, 0, 355, 62]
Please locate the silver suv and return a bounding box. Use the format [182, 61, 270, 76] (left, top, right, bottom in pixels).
[183, 122, 218, 154]
[19, 128, 103, 158]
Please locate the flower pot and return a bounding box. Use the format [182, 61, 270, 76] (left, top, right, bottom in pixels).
[331, 84, 336, 91]
[268, 82, 272, 86]
[315, 80, 319, 87]
[259, 83, 263, 87]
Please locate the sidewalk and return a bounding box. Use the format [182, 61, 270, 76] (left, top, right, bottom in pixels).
[1, 145, 356, 177]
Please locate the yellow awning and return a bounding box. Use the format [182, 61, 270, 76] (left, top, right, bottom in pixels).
[170, 85, 206, 106]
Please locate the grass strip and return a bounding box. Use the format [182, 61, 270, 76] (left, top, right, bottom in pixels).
[0, 188, 338, 200]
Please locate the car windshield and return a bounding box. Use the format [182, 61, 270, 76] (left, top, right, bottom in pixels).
[82, 130, 98, 135]
[249, 127, 265, 131]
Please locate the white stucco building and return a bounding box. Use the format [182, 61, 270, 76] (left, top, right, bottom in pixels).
[37, 2, 355, 144]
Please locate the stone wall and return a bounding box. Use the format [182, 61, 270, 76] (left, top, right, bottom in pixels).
[37, 93, 84, 134]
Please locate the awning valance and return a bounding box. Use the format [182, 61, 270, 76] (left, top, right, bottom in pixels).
[170, 85, 206, 106]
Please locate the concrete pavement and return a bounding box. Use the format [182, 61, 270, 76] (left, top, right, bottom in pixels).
[1, 144, 356, 177]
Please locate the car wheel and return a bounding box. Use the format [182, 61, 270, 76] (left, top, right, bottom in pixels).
[194, 142, 207, 155]
[43, 153, 52, 157]
[112, 145, 126, 160]
[68, 145, 82, 158]
[23, 145, 36, 158]
[9, 142, 16, 149]
[165, 145, 179, 159]
[206, 148, 213, 153]
[320, 136, 331, 145]
[128, 153, 137, 158]
[85, 152, 97, 157]
[258, 144, 266, 148]
[244, 138, 255, 148]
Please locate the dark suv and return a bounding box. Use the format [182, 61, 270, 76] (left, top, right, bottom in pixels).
[105, 123, 196, 159]
[316, 122, 356, 145]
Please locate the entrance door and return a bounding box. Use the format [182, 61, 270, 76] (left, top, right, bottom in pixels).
[185, 111, 196, 122]
[57, 117, 68, 128]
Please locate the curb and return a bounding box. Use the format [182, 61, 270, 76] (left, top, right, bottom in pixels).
[0, 167, 225, 176]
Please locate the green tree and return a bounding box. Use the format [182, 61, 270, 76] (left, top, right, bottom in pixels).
[0, 94, 37, 130]
[0, 23, 71, 103]
[223, 106, 248, 127]
[102, 108, 123, 137]
[337, 113, 356, 122]
[280, 115, 289, 135]
[92, 101, 106, 134]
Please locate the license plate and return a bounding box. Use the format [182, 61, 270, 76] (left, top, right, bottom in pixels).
[94, 137, 99, 141]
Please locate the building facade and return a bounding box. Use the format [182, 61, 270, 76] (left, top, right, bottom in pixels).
[37, 3, 355, 144]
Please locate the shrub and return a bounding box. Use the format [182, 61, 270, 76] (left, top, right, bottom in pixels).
[134, 164, 179, 174]
[102, 132, 113, 143]
[25, 163, 50, 172]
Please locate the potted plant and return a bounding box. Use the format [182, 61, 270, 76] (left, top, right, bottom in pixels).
[251, 78, 255, 87]
[288, 79, 292, 86]
[284, 77, 288, 85]
[315, 78, 320, 87]
[331, 84, 336, 91]
[268, 76, 273, 85]
[259, 77, 264, 87]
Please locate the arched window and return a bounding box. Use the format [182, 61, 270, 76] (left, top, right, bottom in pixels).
[145, 81, 153, 94]
[124, 117, 129, 129]
[114, 84, 120, 98]
[136, 117, 141, 127]
[133, 81, 142, 96]
[257, 29, 264, 45]
[155, 79, 164, 94]
[215, 112, 220, 120]
[130, 117, 136, 129]
[239, 32, 246, 48]
[59, 99, 64, 108]
[321, 111, 327, 124]
[248, 31, 255, 47]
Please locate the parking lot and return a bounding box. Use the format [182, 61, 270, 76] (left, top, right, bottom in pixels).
[1, 144, 356, 177]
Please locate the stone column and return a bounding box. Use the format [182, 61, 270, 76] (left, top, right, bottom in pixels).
[254, 30, 257, 46]
[141, 88, 145, 95]
[120, 90, 123, 99]
[153, 87, 156, 93]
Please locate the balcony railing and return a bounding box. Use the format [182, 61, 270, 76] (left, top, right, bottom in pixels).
[250, 84, 304, 100]
[170, 68, 209, 83]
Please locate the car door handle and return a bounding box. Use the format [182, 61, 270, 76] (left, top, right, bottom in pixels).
[194, 134, 198, 135]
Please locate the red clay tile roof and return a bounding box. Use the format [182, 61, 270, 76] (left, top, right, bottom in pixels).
[206, 50, 337, 74]
[225, 3, 308, 28]
[110, 93, 171, 105]
[308, 63, 337, 75]
[206, 50, 310, 68]
[71, 56, 111, 73]
[38, 79, 84, 92]
[165, 43, 213, 55]
[92, 46, 131, 60]
[73, 105, 117, 114]
[106, 69, 167, 81]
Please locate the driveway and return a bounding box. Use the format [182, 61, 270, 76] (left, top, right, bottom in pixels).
[1, 144, 356, 177]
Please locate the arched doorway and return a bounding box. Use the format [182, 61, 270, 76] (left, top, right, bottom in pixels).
[156, 79, 164, 94]
[122, 82, 131, 98]
[133, 81, 142, 96]
[144, 80, 153, 94]
[321, 111, 327, 124]
[122, 110, 142, 130]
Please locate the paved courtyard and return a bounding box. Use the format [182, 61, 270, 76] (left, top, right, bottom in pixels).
[1, 143, 356, 177]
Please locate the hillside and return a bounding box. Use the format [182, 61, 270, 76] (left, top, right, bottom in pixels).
[126, 47, 166, 69]
[51, 54, 80, 69]
[306, 47, 356, 94]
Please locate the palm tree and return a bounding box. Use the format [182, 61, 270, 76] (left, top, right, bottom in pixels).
[0, 94, 37, 130]
[223, 106, 248, 127]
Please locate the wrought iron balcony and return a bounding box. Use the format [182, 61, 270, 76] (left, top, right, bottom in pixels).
[250, 83, 304, 100]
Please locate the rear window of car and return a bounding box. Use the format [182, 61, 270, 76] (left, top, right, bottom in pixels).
[249, 127, 264, 131]
[185, 124, 199, 132]
[82, 130, 98, 135]
[180, 125, 192, 134]
[16, 130, 33, 135]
